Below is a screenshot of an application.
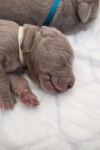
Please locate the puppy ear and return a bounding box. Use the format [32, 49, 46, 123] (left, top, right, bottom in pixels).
[78, 2, 92, 23]
[22, 24, 40, 52]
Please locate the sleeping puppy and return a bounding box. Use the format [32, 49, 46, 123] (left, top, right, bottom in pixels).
[0, 19, 75, 110]
[0, 0, 99, 33]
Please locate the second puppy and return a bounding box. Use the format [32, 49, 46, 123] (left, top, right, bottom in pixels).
[0, 0, 99, 33]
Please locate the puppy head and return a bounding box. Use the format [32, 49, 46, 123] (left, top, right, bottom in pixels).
[77, 0, 99, 23]
[23, 26, 75, 93]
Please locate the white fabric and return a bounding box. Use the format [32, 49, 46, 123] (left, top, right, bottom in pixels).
[18, 26, 24, 64]
[0, 10, 100, 150]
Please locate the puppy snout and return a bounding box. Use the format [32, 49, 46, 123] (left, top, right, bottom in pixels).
[58, 79, 74, 92]
[52, 76, 75, 92]
[40, 74, 75, 93]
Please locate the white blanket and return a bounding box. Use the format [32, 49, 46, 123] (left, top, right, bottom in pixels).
[0, 10, 100, 150]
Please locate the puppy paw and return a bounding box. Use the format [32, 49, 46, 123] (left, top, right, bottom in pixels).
[20, 90, 39, 107]
[0, 96, 16, 110]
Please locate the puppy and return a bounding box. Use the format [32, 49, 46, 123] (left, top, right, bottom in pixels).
[0, 19, 75, 110]
[0, 0, 99, 33]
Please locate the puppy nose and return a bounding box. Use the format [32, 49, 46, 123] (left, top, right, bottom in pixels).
[67, 80, 74, 89]
[54, 79, 74, 93]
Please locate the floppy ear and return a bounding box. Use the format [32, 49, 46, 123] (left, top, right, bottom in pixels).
[78, 2, 92, 23]
[22, 24, 40, 51]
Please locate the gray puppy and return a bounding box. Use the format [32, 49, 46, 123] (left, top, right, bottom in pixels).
[0, 19, 75, 110]
[0, 0, 99, 33]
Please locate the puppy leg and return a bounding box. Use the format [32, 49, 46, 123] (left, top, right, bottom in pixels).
[8, 75, 39, 107]
[0, 63, 16, 110]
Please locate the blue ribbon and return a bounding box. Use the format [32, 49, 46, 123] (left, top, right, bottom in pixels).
[43, 0, 61, 26]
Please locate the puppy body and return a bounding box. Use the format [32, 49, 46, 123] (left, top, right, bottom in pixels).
[0, 20, 39, 109]
[0, 20, 21, 72]
[0, 19, 75, 110]
[0, 0, 99, 33]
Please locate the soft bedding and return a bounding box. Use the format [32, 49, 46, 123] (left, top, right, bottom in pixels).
[0, 8, 100, 150]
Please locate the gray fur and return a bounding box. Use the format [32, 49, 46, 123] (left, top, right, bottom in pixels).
[0, 19, 75, 110]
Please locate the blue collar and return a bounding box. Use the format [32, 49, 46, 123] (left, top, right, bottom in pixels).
[43, 0, 61, 26]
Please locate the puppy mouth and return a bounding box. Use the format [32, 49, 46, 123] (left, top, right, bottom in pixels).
[47, 75, 62, 93]
[40, 74, 74, 93]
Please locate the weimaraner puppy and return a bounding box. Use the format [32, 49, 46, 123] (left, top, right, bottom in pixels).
[0, 0, 99, 33]
[0, 19, 75, 110]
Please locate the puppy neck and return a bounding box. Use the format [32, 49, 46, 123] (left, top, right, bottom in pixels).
[18, 25, 40, 65]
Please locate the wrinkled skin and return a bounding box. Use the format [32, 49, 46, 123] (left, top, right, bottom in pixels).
[24, 26, 75, 93]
